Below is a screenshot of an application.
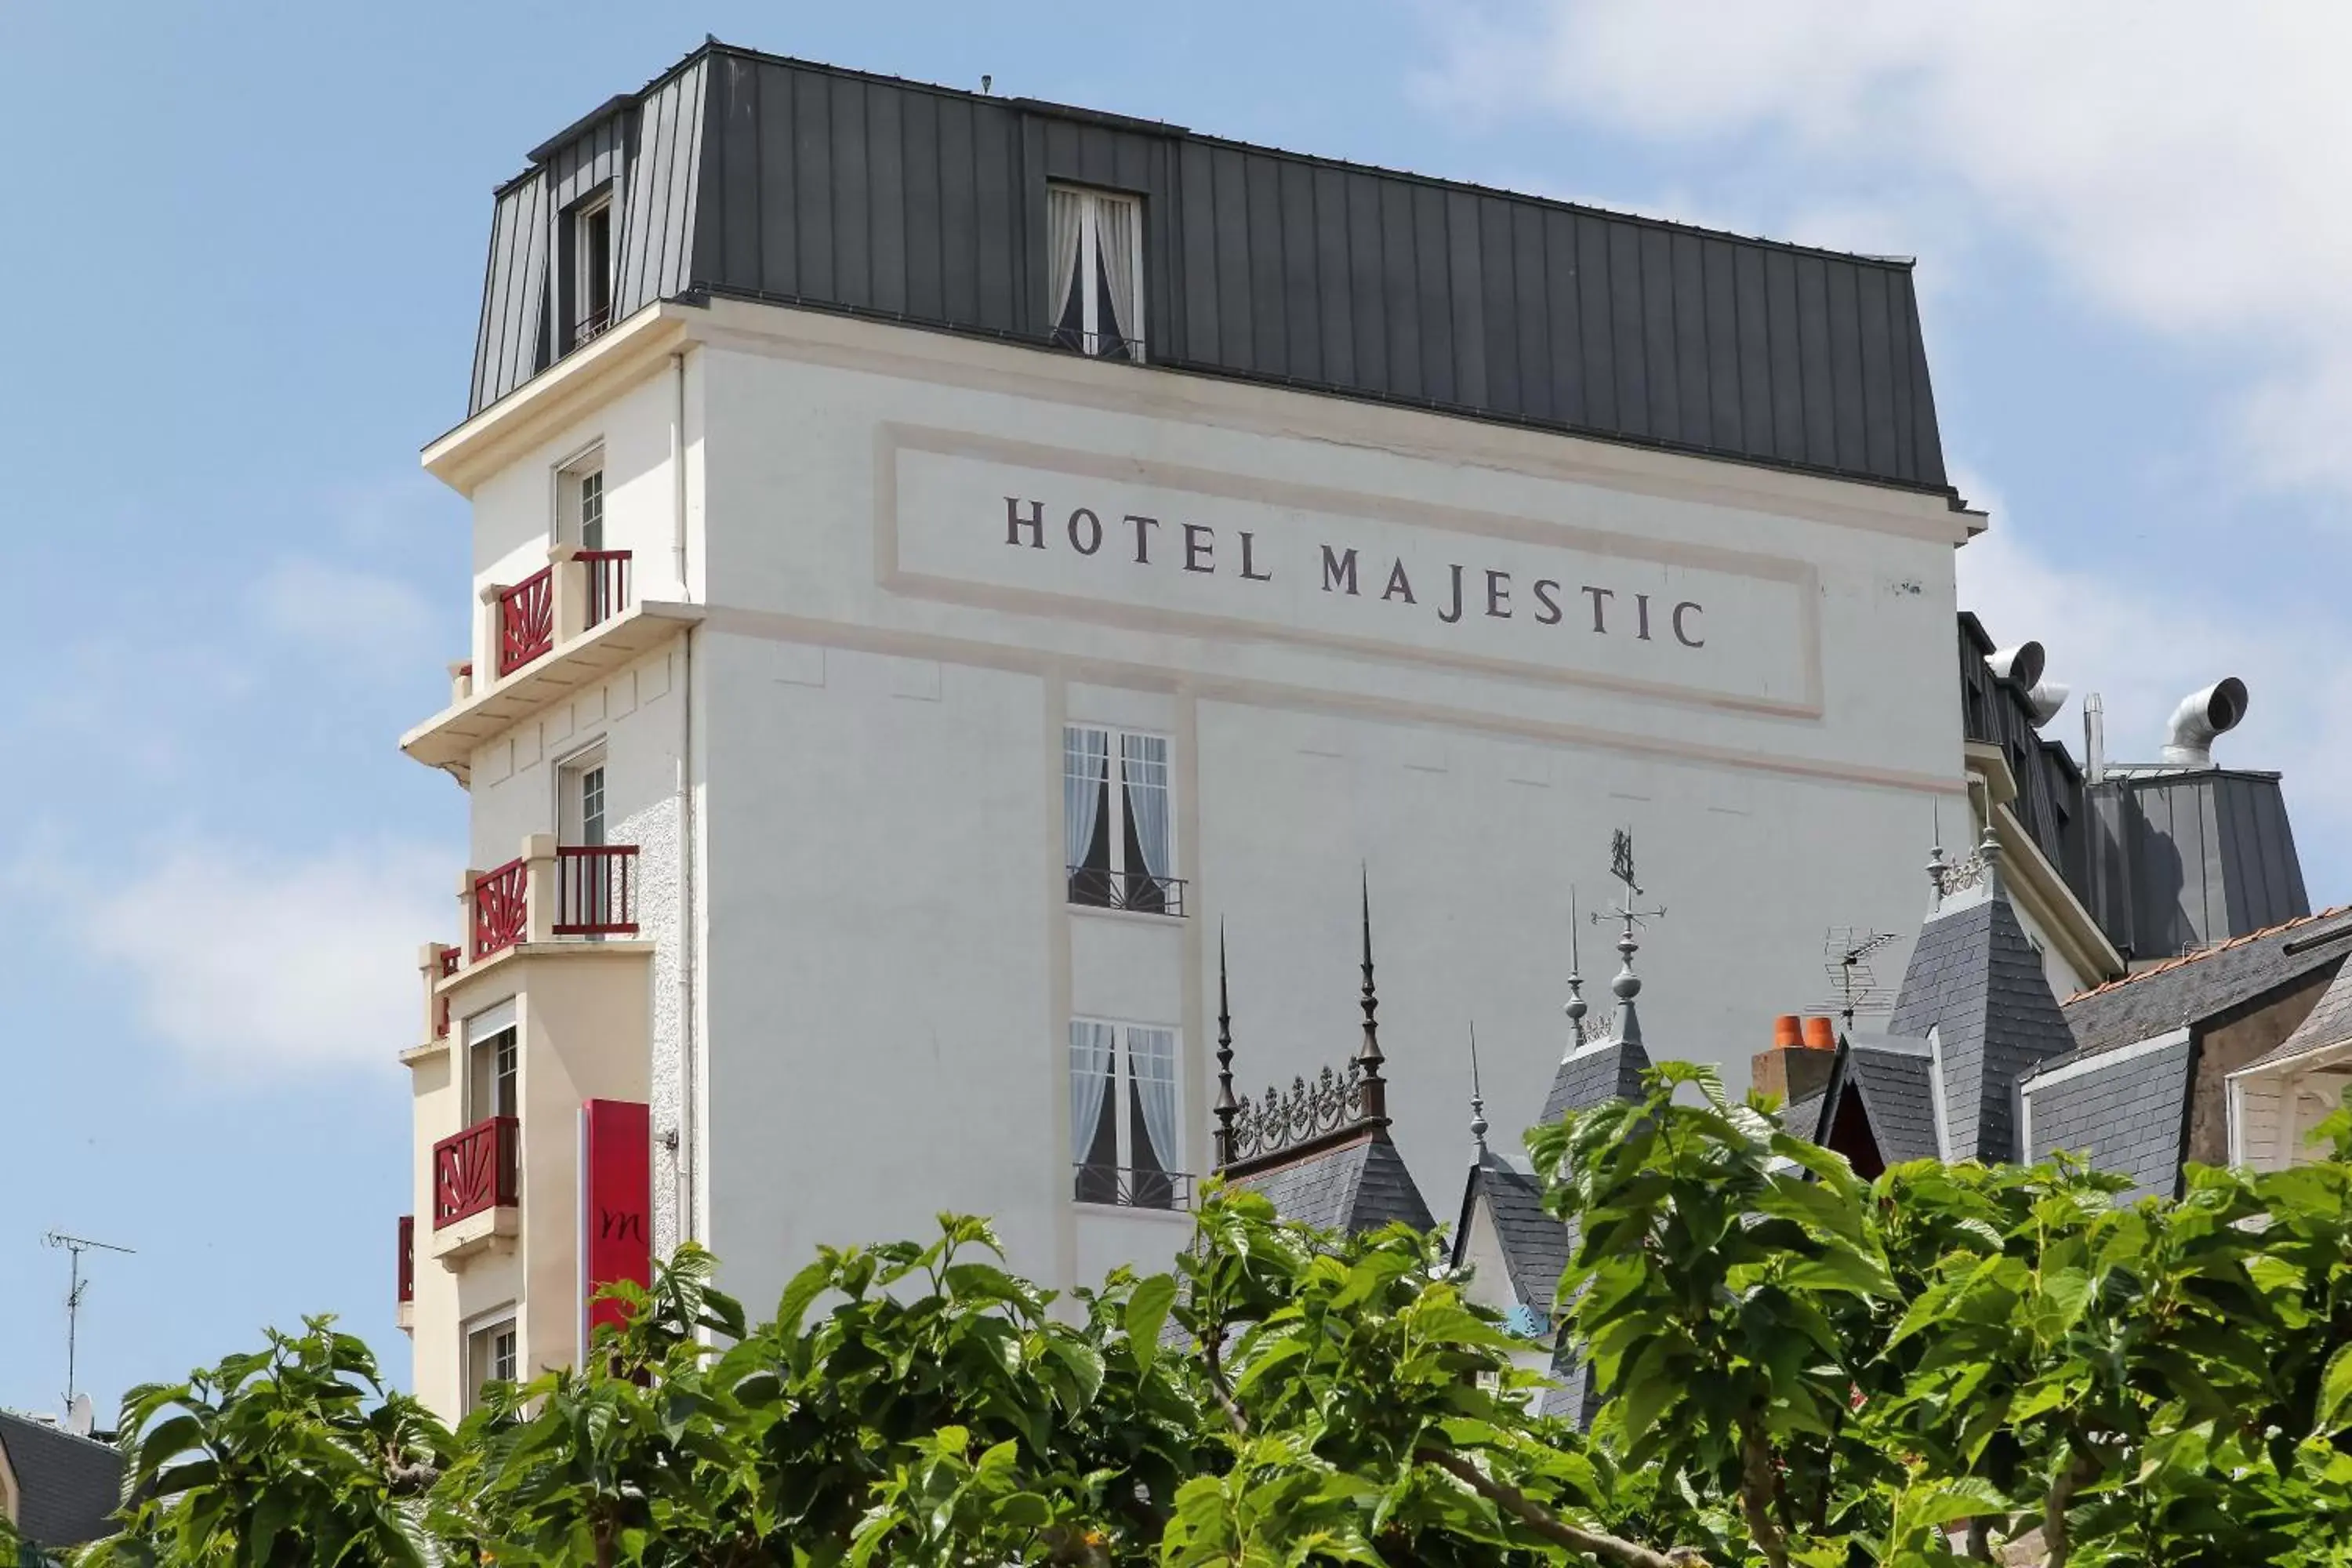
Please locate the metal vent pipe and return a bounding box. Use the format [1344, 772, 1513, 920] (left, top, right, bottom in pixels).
[1986, 641, 2046, 690]
[2160, 678, 2249, 768]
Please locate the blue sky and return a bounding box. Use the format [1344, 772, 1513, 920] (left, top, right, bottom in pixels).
[3, 0, 2345, 1414]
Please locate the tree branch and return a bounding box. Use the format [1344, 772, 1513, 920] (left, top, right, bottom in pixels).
[1200, 1327, 1250, 1436]
[1737, 1426, 1791, 1568]
[2042, 1448, 2100, 1568]
[1416, 1447, 1704, 1568]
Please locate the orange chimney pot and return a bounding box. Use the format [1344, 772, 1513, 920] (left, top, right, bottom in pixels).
[1772, 1014, 1803, 1050]
[1802, 1015, 1838, 1051]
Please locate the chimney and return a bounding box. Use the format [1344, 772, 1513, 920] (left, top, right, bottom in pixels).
[1754, 1014, 1839, 1104]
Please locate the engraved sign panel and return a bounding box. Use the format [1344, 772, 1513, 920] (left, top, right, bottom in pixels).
[881, 428, 1820, 715]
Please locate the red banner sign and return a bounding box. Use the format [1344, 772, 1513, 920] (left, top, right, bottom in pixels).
[579, 1098, 652, 1352]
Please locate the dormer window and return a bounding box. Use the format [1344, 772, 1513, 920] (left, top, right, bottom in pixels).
[569, 193, 615, 347]
[1048, 187, 1143, 362]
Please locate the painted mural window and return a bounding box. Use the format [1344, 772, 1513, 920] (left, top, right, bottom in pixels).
[1064, 725, 1180, 915]
[1048, 186, 1144, 362]
[1069, 1019, 1182, 1208]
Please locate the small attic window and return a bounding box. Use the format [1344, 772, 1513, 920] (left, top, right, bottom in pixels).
[569, 193, 615, 347]
[1048, 187, 1143, 362]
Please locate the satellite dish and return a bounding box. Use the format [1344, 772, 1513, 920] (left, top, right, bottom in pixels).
[66, 1392, 94, 1438]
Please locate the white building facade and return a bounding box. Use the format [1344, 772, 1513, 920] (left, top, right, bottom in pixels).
[395, 45, 1982, 1418]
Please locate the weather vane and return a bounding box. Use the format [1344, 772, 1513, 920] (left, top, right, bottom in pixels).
[1590, 829, 1666, 1048]
[1597, 829, 1667, 933]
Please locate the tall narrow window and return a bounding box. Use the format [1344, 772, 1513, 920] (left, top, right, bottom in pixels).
[1065, 724, 1182, 915]
[578, 468, 604, 552]
[1048, 186, 1144, 362]
[574, 194, 614, 344]
[466, 1314, 520, 1410]
[470, 1024, 519, 1122]
[1070, 1019, 1182, 1208]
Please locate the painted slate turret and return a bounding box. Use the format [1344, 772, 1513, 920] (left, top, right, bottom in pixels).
[1211, 881, 1436, 1236]
[1887, 826, 2078, 1163]
[1454, 833, 1668, 1425]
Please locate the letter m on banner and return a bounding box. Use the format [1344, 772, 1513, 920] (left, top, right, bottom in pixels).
[579, 1098, 653, 1350]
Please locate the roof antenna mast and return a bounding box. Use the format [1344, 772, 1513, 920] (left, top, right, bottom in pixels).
[44, 1230, 134, 1414]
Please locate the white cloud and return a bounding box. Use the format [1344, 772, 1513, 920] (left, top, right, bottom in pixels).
[76, 839, 451, 1073]
[252, 559, 437, 673]
[1421, 2, 2352, 500]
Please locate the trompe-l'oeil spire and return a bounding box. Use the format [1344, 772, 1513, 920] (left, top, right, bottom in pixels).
[1356, 866, 1388, 1123]
[1213, 922, 1240, 1167]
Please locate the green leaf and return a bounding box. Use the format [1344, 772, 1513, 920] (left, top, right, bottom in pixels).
[1125, 1274, 1179, 1367]
[2316, 1341, 2352, 1434]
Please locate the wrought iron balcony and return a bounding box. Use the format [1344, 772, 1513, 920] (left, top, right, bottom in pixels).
[1072, 1163, 1194, 1211]
[433, 1116, 519, 1230]
[1066, 866, 1187, 917]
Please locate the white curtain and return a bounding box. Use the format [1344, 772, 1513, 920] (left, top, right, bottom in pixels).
[1064, 726, 1109, 872]
[1097, 194, 1141, 354]
[1068, 1020, 1116, 1162]
[1048, 187, 1086, 325]
[1129, 1028, 1179, 1171]
[1120, 732, 1171, 882]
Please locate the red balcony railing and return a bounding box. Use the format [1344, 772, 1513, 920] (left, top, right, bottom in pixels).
[472, 858, 528, 960]
[434, 946, 459, 1038]
[498, 567, 555, 676]
[581, 549, 632, 630]
[397, 1215, 415, 1303]
[432, 1116, 520, 1229]
[555, 844, 640, 935]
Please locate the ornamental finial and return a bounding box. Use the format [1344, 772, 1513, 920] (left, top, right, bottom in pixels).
[1563, 885, 1589, 1058]
[1355, 866, 1387, 1123]
[1594, 829, 1665, 1050]
[1214, 923, 1240, 1167]
[1468, 1021, 1489, 1156]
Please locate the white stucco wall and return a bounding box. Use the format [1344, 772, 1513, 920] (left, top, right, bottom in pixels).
[420, 297, 1975, 1371]
[671, 303, 1966, 1305]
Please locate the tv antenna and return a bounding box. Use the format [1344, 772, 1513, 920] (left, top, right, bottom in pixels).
[44, 1231, 134, 1411]
[1810, 927, 1900, 1031]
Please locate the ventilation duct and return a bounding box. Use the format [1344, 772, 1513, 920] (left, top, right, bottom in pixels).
[2026, 679, 2071, 729]
[2159, 678, 2249, 768]
[1985, 641, 2045, 690]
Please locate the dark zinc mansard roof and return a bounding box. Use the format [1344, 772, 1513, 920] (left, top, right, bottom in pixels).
[2062, 906, 2352, 1058]
[0, 1411, 124, 1549]
[469, 43, 1955, 499]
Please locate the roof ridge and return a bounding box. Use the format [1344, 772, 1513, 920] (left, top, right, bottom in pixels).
[2062, 904, 2352, 1005]
[0, 1408, 120, 1452]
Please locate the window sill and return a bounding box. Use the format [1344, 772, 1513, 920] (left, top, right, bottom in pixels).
[1069, 1200, 1195, 1225]
[1065, 902, 1186, 927]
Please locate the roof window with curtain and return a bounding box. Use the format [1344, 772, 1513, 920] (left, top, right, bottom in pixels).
[1047, 186, 1143, 362]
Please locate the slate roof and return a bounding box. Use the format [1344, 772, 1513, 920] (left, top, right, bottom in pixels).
[2063, 906, 2352, 1058]
[0, 1411, 122, 1549]
[2238, 955, 2352, 1073]
[1232, 1127, 1436, 1235]
[1889, 889, 2076, 1162]
[1541, 1034, 1653, 1122]
[1843, 1042, 1944, 1164]
[1452, 1153, 1571, 1319]
[2018, 1034, 2197, 1199]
